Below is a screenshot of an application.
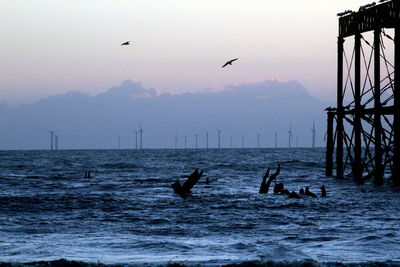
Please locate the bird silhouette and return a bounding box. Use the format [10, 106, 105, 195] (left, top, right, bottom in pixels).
[222, 58, 238, 68]
[324, 107, 336, 112]
[121, 41, 130, 46]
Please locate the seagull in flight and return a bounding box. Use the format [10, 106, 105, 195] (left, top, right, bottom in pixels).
[222, 58, 238, 68]
[121, 41, 131, 46]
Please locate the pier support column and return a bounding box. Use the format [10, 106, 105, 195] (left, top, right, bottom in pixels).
[374, 29, 384, 186]
[326, 112, 334, 176]
[354, 34, 363, 183]
[337, 37, 345, 178]
[393, 27, 400, 186]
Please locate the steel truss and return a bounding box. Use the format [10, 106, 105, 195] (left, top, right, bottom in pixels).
[326, 0, 400, 186]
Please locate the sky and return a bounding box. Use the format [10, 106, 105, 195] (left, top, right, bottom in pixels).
[1, 0, 371, 105]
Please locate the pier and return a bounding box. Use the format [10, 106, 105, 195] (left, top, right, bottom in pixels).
[326, 0, 400, 186]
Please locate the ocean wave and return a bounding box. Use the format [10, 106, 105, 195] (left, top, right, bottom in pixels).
[98, 163, 137, 169]
[2, 148, 400, 264]
[2, 259, 400, 267]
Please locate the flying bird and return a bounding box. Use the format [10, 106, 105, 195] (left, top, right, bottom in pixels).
[121, 41, 131, 46]
[222, 58, 238, 68]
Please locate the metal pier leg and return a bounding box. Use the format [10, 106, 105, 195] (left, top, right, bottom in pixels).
[374, 29, 383, 186]
[393, 27, 400, 186]
[337, 37, 344, 178]
[354, 34, 363, 183]
[326, 112, 334, 176]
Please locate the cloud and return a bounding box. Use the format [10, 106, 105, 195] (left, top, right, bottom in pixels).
[96, 79, 161, 100]
[0, 79, 330, 150]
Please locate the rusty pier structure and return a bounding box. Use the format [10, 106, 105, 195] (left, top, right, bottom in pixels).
[326, 0, 400, 186]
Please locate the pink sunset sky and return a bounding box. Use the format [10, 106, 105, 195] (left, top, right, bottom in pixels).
[1, 0, 371, 104]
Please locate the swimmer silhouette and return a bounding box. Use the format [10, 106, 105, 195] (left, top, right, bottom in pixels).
[84, 171, 91, 178]
[121, 41, 130, 46]
[289, 191, 301, 199]
[282, 189, 290, 195]
[299, 188, 305, 195]
[320, 185, 327, 197]
[266, 164, 281, 194]
[259, 168, 270, 194]
[305, 187, 317, 198]
[172, 169, 204, 197]
[274, 183, 284, 194]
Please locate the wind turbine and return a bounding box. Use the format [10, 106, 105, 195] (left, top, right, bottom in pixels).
[54, 134, 59, 150]
[230, 137, 233, 148]
[288, 125, 293, 148]
[174, 133, 178, 149]
[257, 133, 261, 149]
[48, 130, 55, 151]
[217, 129, 221, 149]
[296, 135, 299, 148]
[118, 136, 121, 149]
[206, 131, 210, 149]
[275, 131, 278, 149]
[241, 135, 245, 148]
[195, 133, 198, 149]
[184, 134, 188, 149]
[138, 122, 143, 149]
[134, 131, 138, 149]
[311, 120, 316, 148]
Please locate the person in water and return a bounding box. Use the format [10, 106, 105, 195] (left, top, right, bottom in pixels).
[299, 188, 305, 195]
[289, 191, 301, 199]
[320, 185, 327, 197]
[172, 169, 204, 197]
[84, 171, 91, 178]
[273, 182, 284, 194]
[259, 168, 270, 194]
[282, 188, 290, 195]
[266, 165, 281, 194]
[305, 187, 317, 198]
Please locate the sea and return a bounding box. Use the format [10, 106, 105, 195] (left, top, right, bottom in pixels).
[0, 148, 400, 266]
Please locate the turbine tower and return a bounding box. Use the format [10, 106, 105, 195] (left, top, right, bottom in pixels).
[118, 136, 121, 149]
[241, 135, 245, 148]
[257, 133, 261, 149]
[288, 125, 293, 148]
[296, 135, 299, 148]
[48, 130, 55, 151]
[275, 131, 278, 149]
[311, 120, 316, 148]
[138, 122, 143, 149]
[54, 134, 59, 150]
[195, 133, 198, 149]
[206, 131, 209, 149]
[184, 134, 188, 149]
[217, 129, 221, 149]
[134, 131, 138, 149]
[230, 137, 233, 148]
[174, 134, 178, 149]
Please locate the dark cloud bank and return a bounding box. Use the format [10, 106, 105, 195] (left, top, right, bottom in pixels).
[0, 79, 330, 150]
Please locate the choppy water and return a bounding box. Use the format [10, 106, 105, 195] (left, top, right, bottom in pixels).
[0, 148, 399, 266]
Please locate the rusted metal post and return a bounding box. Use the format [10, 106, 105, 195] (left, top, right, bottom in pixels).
[354, 33, 363, 182]
[374, 29, 383, 186]
[393, 26, 400, 186]
[337, 37, 344, 178]
[326, 112, 334, 176]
